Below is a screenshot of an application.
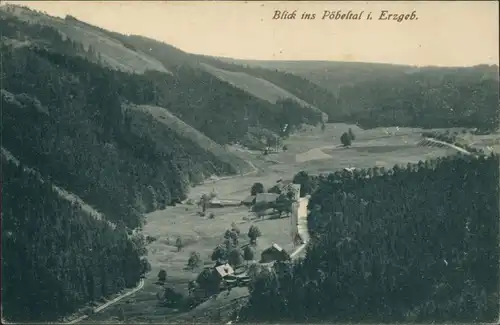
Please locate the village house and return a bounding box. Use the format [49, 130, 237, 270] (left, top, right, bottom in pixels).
[260, 243, 291, 263]
[255, 193, 280, 205]
[208, 198, 224, 208]
[240, 195, 256, 207]
[214, 263, 235, 279]
[269, 180, 301, 201]
[208, 198, 241, 208]
[268, 179, 292, 194]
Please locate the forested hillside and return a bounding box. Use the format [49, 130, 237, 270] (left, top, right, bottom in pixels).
[0, 11, 321, 321]
[336, 66, 499, 131]
[1, 44, 225, 228]
[241, 154, 499, 323]
[1, 157, 148, 322]
[98, 34, 340, 120]
[84, 31, 328, 129]
[115, 36, 500, 132]
[9, 6, 496, 134]
[1, 8, 323, 144]
[1, 11, 320, 230]
[216, 58, 411, 92]
[209, 59, 499, 132]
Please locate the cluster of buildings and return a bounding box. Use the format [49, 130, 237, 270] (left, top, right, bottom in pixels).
[196, 180, 302, 292]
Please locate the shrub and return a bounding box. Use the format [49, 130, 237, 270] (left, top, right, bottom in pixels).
[187, 252, 201, 269]
[157, 269, 167, 283]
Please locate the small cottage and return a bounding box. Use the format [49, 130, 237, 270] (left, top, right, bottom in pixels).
[208, 198, 224, 208]
[255, 193, 279, 205]
[214, 263, 235, 279]
[260, 243, 291, 263]
[240, 195, 256, 207]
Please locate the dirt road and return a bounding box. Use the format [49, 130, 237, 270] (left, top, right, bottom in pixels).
[65, 279, 145, 324]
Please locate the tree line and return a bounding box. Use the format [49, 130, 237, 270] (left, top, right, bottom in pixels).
[142, 41, 499, 133]
[239, 152, 499, 323]
[1, 158, 149, 322]
[336, 66, 499, 132]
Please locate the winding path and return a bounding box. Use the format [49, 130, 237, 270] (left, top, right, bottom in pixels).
[419, 137, 472, 155]
[289, 196, 310, 259]
[65, 279, 145, 324]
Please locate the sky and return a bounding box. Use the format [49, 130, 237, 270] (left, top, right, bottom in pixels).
[3, 1, 499, 67]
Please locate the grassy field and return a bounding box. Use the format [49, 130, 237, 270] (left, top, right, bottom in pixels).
[200, 63, 325, 117]
[83, 123, 484, 323]
[130, 104, 254, 175]
[199, 63, 305, 105]
[4, 5, 170, 74]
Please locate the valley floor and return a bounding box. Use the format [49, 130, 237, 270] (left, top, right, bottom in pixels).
[82, 123, 493, 323]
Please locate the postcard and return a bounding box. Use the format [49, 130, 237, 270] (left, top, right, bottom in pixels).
[1, 1, 498, 324]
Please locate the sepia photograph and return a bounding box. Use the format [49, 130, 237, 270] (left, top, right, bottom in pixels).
[0, 0, 499, 324]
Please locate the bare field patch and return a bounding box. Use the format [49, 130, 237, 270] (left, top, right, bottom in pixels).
[200, 63, 321, 116]
[295, 147, 334, 163]
[130, 104, 253, 175]
[187, 172, 286, 200]
[6, 7, 170, 74]
[289, 146, 458, 175]
[285, 124, 421, 154]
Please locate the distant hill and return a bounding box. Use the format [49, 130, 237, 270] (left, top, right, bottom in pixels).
[199, 63, 327, 121]
[102, 33, 329, 121]
[2, 5, 170, 74]
[5, 4, 495, 132]
[214, 57, 413, 93]
[115, 33, 498, 132]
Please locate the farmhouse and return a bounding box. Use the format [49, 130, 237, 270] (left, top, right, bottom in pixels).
[241, 195, 256, 207]
[208, 198, 241, 208]
[214, 263, 235, 279]
[268, 180, 292, 194]
[255, 193, 279, 205]
[208, 198, 224, 208]
[269, 181, 301, 201]
[260, 243, 291, 263]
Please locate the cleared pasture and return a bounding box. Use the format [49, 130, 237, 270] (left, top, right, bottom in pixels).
[200, 63, 324, 117]
[5, 6, 170, 74]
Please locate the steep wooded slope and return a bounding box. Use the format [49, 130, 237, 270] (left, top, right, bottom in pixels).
[2, 4, 170, 74]
[1, 154, 148, 322]
[110, 33, 499, 132]
[0, 12, 259, 229]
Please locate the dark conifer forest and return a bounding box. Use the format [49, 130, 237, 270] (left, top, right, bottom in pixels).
[241, 153, 499, 323]
[336, 67, 499, 132]
[2, 157, 148, 321]
[102, 27, 499, 133]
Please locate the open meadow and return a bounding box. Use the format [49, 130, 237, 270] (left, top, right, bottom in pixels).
[83, 123, 476, 323]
